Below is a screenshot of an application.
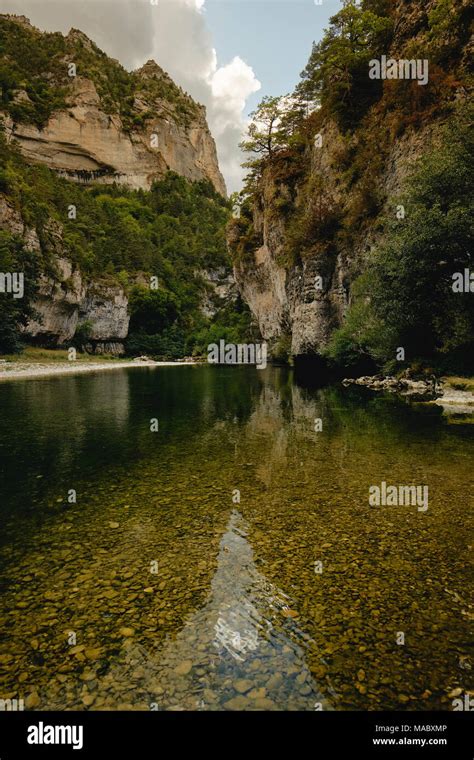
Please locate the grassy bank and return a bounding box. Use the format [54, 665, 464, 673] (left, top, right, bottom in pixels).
[443, 376, 474, 393]
[0, 347, 121, 363]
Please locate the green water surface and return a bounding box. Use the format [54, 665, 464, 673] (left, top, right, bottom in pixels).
[0, 366, 472, 711]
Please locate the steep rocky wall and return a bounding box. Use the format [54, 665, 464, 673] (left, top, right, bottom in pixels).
[1, 17, 226, 196]
[1, 194, 236, 351]
[0, 15, 231, 351]
[26, 259, 130, 351]
[198, 267, 237, 319]
[231, 0, 469, 358]
[0, 198, 129, 352]
[3, 75, 226, 196]
[233, 122, 438, 357]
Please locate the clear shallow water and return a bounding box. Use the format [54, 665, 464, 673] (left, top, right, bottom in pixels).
[0, 365, 472, 711]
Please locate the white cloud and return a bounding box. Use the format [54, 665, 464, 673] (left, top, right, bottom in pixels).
[209, 57, 261, 192]
[1, 0, 259, 192]
[211, 56, 261, 111]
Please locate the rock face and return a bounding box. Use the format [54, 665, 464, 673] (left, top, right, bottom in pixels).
[78, 287, 129, 342]
[26, 262, 129, 354]
[1, 18, 226, 196]
[230, 0, 468, 358]
[0, 15, 230, 350]
[26, 258, 130, 353]
[232, 123, 435, 357]
[199, 268, 237, 319]
[0, 198, 129, 353]
[1, 194, 236, 351]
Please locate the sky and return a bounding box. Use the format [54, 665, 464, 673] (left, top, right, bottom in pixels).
[2, 0, 342, 192]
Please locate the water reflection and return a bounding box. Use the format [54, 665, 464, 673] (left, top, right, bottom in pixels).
[0, 366, 472, 710]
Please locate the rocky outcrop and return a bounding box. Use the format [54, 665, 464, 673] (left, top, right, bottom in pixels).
[233, 121, 436, 356]
[198, 267, 237, 319]
[23, 258, 129, 354]
[0, 15, 230, 351]
[25, 257, 129, 352]
[78, 286, 129, 343]
[342, 375, 441, 402]
[1, 17, 226, 196]
[342, 373, 474, 411]
[0, 198, 129, 352]
[230, 0, 469, 358]
[0, 195, 40, 251]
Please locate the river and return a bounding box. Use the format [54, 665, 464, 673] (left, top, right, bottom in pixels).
[0, 365, 472, 710]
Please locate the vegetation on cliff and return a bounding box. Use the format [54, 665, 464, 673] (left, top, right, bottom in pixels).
[326, 107, 474, 374]
[0, 15, 199, 130]
[232, 0, 473, 372]
[0, 129, 252, 356]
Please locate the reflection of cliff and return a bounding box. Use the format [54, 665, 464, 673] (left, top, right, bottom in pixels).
[228, 372, 473, 710]
[235, 378, 332, 491]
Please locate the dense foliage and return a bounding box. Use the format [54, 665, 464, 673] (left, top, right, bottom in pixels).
[326, 106, 474, 374]
[0, 231, 39, 353]
[296, 0, 393, 129]
[0, 129, 253, 357]
[127, 293, 256, 360]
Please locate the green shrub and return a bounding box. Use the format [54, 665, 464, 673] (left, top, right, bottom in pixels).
[326, 103, 474, 373]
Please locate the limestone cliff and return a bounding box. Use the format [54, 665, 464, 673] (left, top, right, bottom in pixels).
[0, 197, 129, 353]
[0, 15, 226, 196]
[230, 0, 471, 359]
[232, 121, 439, 357]
[0, 14, 230, 352]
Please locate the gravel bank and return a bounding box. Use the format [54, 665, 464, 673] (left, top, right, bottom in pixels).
[0, 360, 192, 381]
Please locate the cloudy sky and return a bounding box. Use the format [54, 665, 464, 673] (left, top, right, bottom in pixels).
[2, 0, 340, 192]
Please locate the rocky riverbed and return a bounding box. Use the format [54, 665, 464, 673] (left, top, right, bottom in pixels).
[0, 366, 472, 711]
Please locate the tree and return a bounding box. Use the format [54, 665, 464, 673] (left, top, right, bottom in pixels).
[239, 96, 289, 161]
[128, 286, 179, 335]
[295, 0, 392, 127]
[0, 233, 39, 354]
[369, 110, 474, 363]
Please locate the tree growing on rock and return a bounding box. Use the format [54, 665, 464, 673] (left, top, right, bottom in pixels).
[239, 95, 292, 162]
